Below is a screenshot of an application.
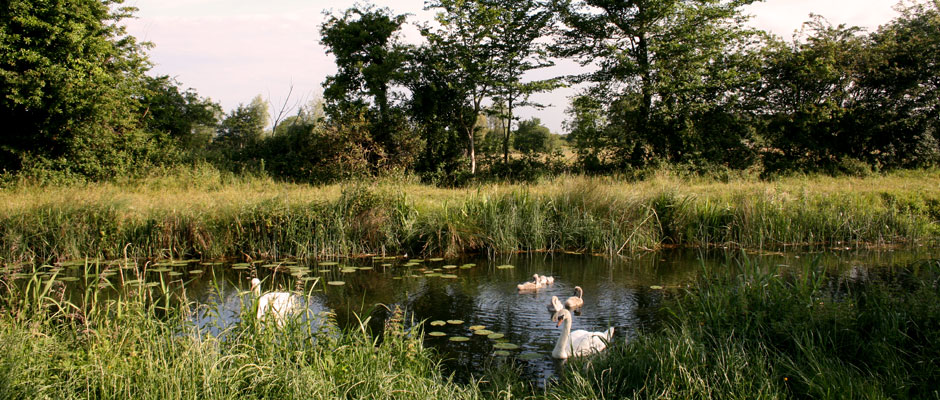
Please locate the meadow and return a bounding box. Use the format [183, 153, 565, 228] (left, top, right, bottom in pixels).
[0, 167, 937, 263]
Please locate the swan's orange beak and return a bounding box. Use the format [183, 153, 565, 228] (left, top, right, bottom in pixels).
[556, 317, 563, 327]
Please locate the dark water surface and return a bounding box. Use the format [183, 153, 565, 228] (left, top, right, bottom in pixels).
[33, 247, 940, 385]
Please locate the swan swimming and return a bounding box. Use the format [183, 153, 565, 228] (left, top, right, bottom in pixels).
[547, 295, 564, 313]
[517, 274, 543, 291]
[565, 286, 584, 310]
[538, 275, 555, 285]
[250, 277, 300, 326]
[551, 308, 613, 359]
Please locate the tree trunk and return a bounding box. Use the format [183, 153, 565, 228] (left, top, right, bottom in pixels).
[503, 98, 514, 165]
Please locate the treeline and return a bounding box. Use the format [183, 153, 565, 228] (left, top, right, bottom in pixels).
[1, 0, 938, 185]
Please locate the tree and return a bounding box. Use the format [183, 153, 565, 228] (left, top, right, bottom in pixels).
[215, 96, 268, 152]
[140, 75, 221, 152]
[0, 0, 164, 178]
[320, 5, 411, 168]
[422, 0, 505, 174]
[555, 0, 762, 168]
[489, 0, 560, 164]
[513, 118, 554, 155]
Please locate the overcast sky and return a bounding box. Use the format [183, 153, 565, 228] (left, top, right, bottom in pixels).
[123, 0, 904, 134]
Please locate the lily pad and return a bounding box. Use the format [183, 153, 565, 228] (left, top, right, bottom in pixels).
[340, 268, 357, 273]
[357, 267, 373, 271]
[459, 265, 474, 270]
[449, 336, 470, 342]
[425, 273, 442, 278]
[232, 263, 251, 267]
[650, 285, 664, 290]
[168, 272, 183, 276]
[441, 274, 458, 279]
[474, 329, 494, 336]
[469, 325, 485, 331]
[487, 333, 505, 340]
[493, 350, 511, 357]
[428, 331, 447, 337]
[189, 269, 204, 274]
[496, 264, 515, 270]
[327, 281, 346, 286]
[442, 265, 457, 270]
[430, 320, 447, 327]
[428, 258, 444, 262]
[319, 262, 339, 266]
[493, 343, 519, 350]
[518, 352, 541, 360]
[318, 269, 332, 273]
[447, 320, 464, 325]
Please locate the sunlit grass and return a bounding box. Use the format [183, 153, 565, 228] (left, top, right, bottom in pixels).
[0, 166, 937, 262]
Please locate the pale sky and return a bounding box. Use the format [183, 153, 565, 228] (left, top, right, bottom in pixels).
[123, 0, 904, 134]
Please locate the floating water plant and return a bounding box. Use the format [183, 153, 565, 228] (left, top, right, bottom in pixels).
[474, 329, 494, 336]
[189, 269, 203, 274]
[487, 333, 504, 340]
[518, 352, 541, 360]
[650, 285, 664, 290]
[327, 281, 345, 286]
[469, 325, 485, 331]
[341, 268, 357, 273]
[428, 332, 446, 337]
[496, 264, 514, 269]
[357, 267, 373, 271]
[442, 265, 457, 270]
[441, 274, 458, 279]
[318, 269, 331, 273]
[493, 350, 511, 357]
[430, 320, 447, 327]
[493, 343, 519, 350]
[447, 320, 464, 325]
[319, 262, 339, 266]
[449, 336, 470, 342]
[429, 258, 444, 262]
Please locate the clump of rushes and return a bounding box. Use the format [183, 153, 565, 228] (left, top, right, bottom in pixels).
[0, 171, 937, 262]
[549, 257, 940, 399]
[0, 264, 481, 400]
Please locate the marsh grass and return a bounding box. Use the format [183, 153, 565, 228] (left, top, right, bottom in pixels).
[0, 169, 938, 262]
[548, 257, 940, 399]
[0, 263, 485, 400]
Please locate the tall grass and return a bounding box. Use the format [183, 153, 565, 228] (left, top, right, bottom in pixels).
[0, 170, 938, 262]
[0, 264, 486, 400]
[547, 258, 940, 399]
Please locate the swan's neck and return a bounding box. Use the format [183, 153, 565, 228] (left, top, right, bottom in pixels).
[553, 317, 572, 358]
[252, 285, 261, 297]
[577, 288, 583, 299]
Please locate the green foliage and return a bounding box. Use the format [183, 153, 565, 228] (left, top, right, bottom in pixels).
[512, 118, 553, 155]
[140, 75, 221, 153]
[320, 5, 417, 172]
[0, 0, 175, 179]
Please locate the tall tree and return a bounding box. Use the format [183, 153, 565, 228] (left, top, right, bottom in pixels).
[422, 0, 504, 174]
[140, 75, 221, 152]
[555, 0, 762, 168]
[0, 0, 159, 178]
[490, 0, 559, 164]
[320, 5, 409, 165]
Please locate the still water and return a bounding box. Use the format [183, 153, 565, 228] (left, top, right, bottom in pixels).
[38, 247, 940, 384]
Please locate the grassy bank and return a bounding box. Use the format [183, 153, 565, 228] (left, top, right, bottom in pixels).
[2, 256, 937, 399]
[0, 269, 485, 400]
[1, 168, 938, 262]
[547, 258, 940, 399]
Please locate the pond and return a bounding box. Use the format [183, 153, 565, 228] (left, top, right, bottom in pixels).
[26, 246, 940, 385]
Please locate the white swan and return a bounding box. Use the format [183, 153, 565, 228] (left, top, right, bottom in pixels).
[538, 275, 555, 285]
[551, 308, 613, 359]
[565, 286, 584, 310]
[547, 295, 563, 313]
[250, 278, 299, 326]
[517, 274, 543, 291]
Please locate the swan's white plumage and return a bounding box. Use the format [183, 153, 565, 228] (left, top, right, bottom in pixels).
[551, 308, 613, 359]
[565, 286, 584, 310]
[250, 278, 299, 326]
[538, 275, 554, 285]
